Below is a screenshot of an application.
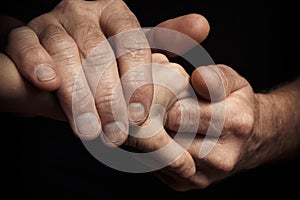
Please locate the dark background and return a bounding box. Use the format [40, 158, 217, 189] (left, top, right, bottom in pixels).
[1, 0, 299, 199]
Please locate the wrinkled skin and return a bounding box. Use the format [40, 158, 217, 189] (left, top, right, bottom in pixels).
[2, 0, 209, 144]
[1, 52, 300, 191]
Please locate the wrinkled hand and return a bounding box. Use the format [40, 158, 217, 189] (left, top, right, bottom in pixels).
[0, 52, 200, 179]
[158, 64, 260, 191]
[4, 0, 209, 144]
[5, 0, 153, 143]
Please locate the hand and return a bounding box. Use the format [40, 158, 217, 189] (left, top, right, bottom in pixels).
[3, 0, 209, 144]
[2, 52, 300, 189]
[161, 64, 300, 191]
[1, 9, 210, 180]
[0, 52, 197, 179]
[5, 0, 152, 143]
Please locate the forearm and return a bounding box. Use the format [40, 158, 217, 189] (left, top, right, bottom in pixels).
[245, 78, 300, 169]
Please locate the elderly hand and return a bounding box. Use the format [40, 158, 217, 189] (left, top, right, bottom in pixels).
[0, 52, 198, 179]
[2, 0, 209, 145]
[4, 0, 152, 143]
[158, 64, 300, 191]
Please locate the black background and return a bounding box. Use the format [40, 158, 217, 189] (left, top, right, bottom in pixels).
[1, 0, 299, 199]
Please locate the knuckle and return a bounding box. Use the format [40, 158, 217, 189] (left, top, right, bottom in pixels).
[231, 108, 255, 136]
[17, 45, 42, 63]
[169, 100, 201, 132]
[58, 70, 91, 107]
[75, 23, 104, 57]
[209, 150, 239, 172]
[84, 41, 115, 68]
[55, 0, 82, 14]
[102, 0, 138, 29]
[121, 73, 149, 99]
[167, 102, 182, 131]
[122, 65, 150, 85]
[95, 91, 120, 112]
[71, 79, 93, 107]
[129, 84, 152, 103]
[118, 35, 150, 54]
[40, 25, 77, 55]
[118, 14, 140, 31]
[217, 158, 236, 172]
[239, 112, 255, 135]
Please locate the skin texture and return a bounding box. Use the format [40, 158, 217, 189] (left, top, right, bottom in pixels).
[0, 0, 209, 145]
[0, 5, 210, 181]
[161, 65, 300, 191]
[1, 0, 298, 191]
[1, 52, 300, 191]
[4, 0, 153, 142]
[0, 53, 196, 179]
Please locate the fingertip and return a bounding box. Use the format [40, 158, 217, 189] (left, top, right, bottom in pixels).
[128, 102, 147, 125]
[168, 151, 196, 178]
[101, 121, 129, 147]
[191, 66, 224, 101]
[157, 13, 210, 44]
[74, 112, 102, 141]
[180, 14, 210, 43]
[127, 84, 153, 125]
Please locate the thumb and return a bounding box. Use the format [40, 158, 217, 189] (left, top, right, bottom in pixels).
[147, 14, 210, 57]
[191, 64, 248, 102]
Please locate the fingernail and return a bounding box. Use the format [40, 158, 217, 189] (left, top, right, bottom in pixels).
[103, 121, 126, 144]
[36, 65, 56, 82]
[128, 103, 145, 123]
[76, 113, 101, 135]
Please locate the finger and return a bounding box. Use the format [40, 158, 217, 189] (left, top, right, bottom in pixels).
[127, 122, 196, 179]
[151, 53, 169, 64]
[126, 66, 196, 178]
[95, 56, 129, 147]
[174, 132, 242, 173]
[156, 161, 229, 191]
[166, 97, 224, 136]
[6, 26, 61, 91]
[30, 19, 101, 140]
[191, 64, 248, 102]
[147, 14, 210, 57]
[57, 6, 128, 146]
[101, 0, 152, 125]
[0, 53, 65, 121]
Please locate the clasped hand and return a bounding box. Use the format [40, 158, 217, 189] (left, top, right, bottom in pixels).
[1, 0, 267, 192]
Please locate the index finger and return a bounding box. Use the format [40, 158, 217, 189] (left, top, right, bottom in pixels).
[100, 0, 152, 125]
[126, 113, 196, 178]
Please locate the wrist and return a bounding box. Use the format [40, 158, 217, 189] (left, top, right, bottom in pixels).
[244, 81, 300, 169]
